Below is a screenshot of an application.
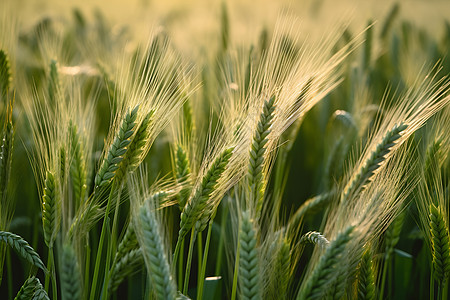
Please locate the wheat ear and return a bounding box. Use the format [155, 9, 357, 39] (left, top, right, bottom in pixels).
[47, 59, 61, 104]
[14, 277, 38, 300]
[239, 210, 261, 300]
[357, 250, 376, 300]
[0, 231, 46, 272]
[42, 170, 59, 247]
[175, 144, 191, 209]
[60, 243, 82, 300]
[115, 110, 154, 183]
[32, 277, 50, 300]
[0, 102, 14, 219]
[138, 205, 177, 300]
[0, 50, 12, 100]
[248, 96, 275, 216]
[69, 121, 87, 206]
[430, 203, 450, 285]
[108, 248, 143, 294]
[297, 226, 354, 300]
[178, 147, 234, 240]
[94, 105, 139, 188]
[269, 237, 290, 299]
[342, 123, 407, 203]
[300, 231, 330, 250]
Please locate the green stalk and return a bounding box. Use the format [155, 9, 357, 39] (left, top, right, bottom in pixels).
[231, 241, 240, 300]
[44, 247, 53, 292]
[197, 232, 203, 289]
[197, 221, 213, 300]
[183, 228, 196, 295]
[103, 186, 124, 299]
[7, 249, 12, 300]
[85, 238, 91, 299]
[178, 238, 184, 291]
[215, 202, 228, 276]
[90, 183, 117, 300]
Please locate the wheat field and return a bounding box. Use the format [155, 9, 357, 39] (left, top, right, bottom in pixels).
[0, 0, 450, 299]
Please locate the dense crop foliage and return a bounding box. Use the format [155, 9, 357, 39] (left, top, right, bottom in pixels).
[1, 1, 450, 299]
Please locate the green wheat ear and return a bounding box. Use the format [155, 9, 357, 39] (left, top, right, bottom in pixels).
[42, 170, 60, 248]
[60, 243, 82, 300]
[0, 231, 46, 272]
[14, 277, 38, 300]
[69, 121, 87, 206]
[115, 110, 153, 183]
[297, 226, 355, 300]
[94, 105, 139, 189]
[0, 50, 12, 99]
[0, 105, 14, 207]
[357, 250, 376, 300]
[248, 95, 276, 216]
[178, 147, 234, 240]
[342, 122, 407, 203]
[48, 59, 61, 104]
[175, 144, 191, 209]
[108, 248, 143, 294]
[138, 205, 177, 300]
[429, 203, 450, 285]
[239, 210, 261, 300]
